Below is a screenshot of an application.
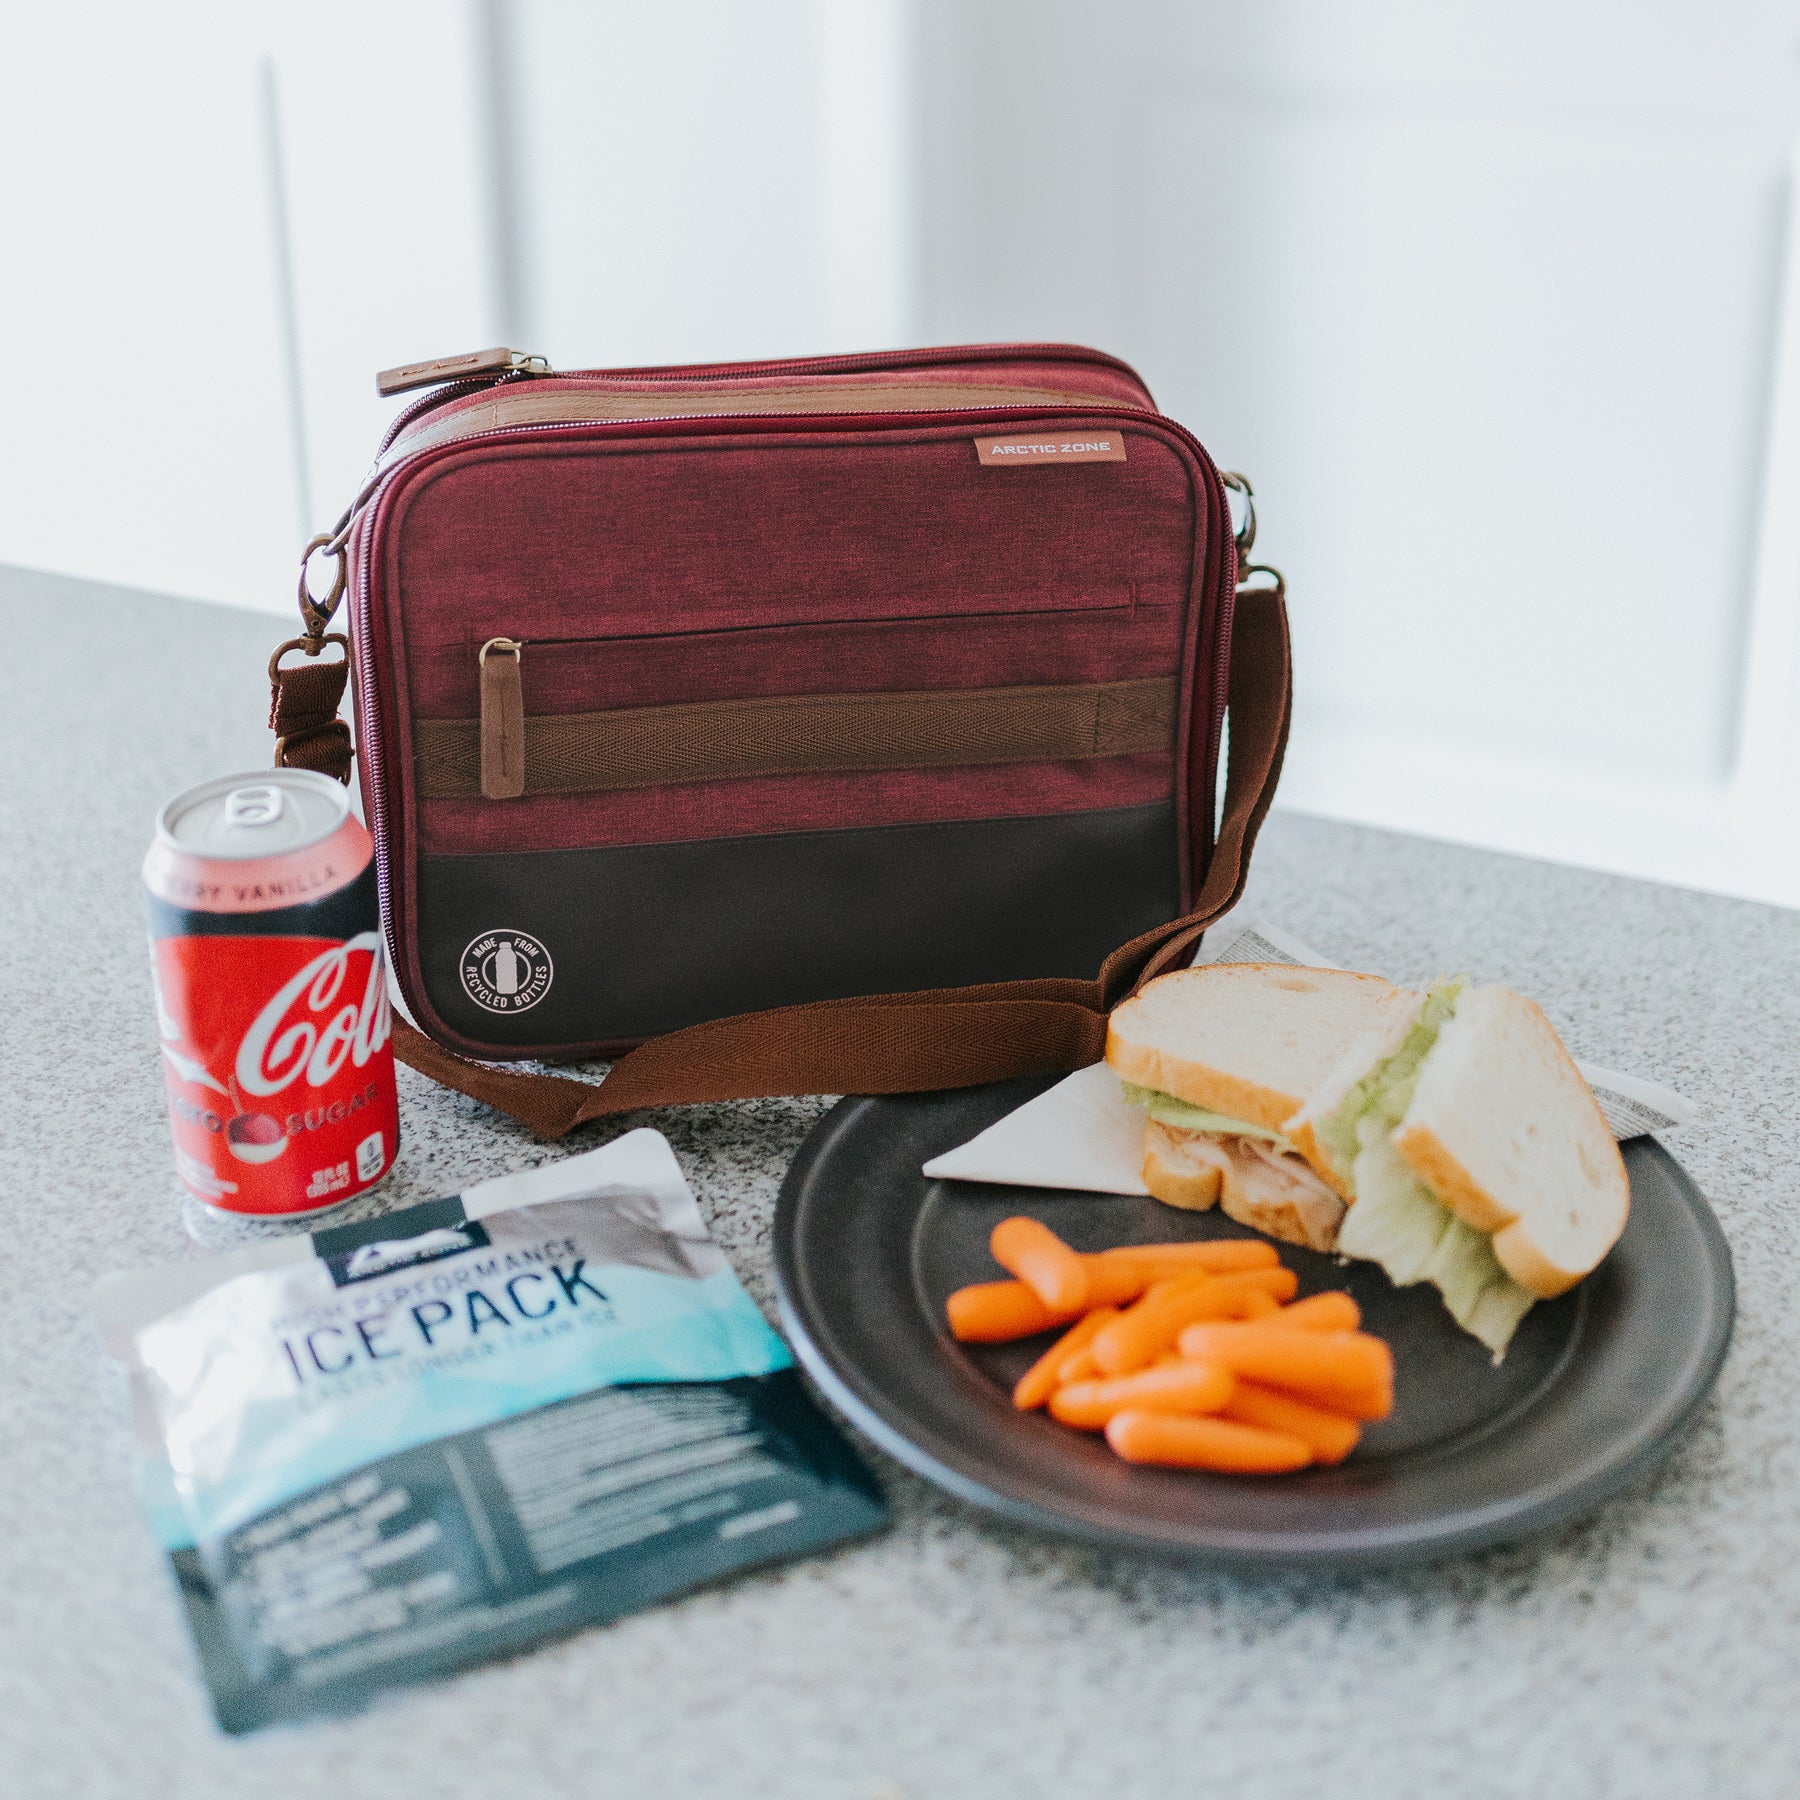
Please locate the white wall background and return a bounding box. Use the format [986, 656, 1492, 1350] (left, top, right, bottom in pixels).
[3, 0, 1798, 908]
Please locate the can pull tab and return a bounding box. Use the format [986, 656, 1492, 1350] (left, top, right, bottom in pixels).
[224, 785, 286, 829]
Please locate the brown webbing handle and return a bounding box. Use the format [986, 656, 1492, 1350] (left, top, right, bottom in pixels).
[387, 585, 1292, 1138]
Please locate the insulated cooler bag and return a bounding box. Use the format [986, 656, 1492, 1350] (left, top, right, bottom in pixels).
[268, 342, 1291, 1137]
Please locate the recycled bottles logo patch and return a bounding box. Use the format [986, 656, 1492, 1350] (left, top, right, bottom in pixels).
[458, 929, 553, 1013]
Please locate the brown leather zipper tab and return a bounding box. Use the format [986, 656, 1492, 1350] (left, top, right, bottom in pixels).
[377, 347, 548, 398]
[478, 638, 526, 798]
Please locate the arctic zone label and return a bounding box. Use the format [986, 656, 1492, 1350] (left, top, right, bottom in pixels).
[974, 432, 1128, 465]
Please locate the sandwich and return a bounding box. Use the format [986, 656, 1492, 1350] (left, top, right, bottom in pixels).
[1106, 964, 1629, 1357]
[1105, 964, 1397, 1251]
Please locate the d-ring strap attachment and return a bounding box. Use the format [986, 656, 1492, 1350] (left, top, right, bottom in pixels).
[275, 510, 366, 782]
[268, 631, 354, 783]
[269, 631, 350, 683]
[1238, 562, 1286, 601]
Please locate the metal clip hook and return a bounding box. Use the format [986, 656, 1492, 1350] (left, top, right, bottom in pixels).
[297, 534, 349, 637]
[1219, 472, 1283, 600]
[1219, 470, 1257, 562]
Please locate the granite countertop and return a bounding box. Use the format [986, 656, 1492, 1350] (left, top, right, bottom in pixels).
[4, 566, 1796, 1799]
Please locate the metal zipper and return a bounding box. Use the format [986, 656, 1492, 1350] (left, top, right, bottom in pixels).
[479, 589, 1137, 661]
[403, 340, 1144, 393]
[377, 378, 1141, 471]
[369, 342, 1150, 463]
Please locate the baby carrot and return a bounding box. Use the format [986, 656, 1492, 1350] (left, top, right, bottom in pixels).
[1273, 1291, 1361, 1333]
[945, 1280, 1071, 1342]
[1090, 1271, 1219, 1374]
[1231, 1289, 1282, 1321]
[1175, 1323, 1394, 1420]
[1078, 1256, 1161, 1308]
[1060, 1250, 1281, 1314]
[991, 1217, 1091, 1314]
[1105, 1410, 1313, 1473]
[1013, 1307, 1120, 1411]
[1096, 1240, 1279, 1278]
[1092, 1267, 1300, 1375]
[1221, 1266, 1299, 1304]
[1219, 1380, 1361, 1464]
[1049, 1359, 1235, 1430]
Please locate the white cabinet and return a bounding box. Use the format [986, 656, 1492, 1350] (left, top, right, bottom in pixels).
[0, 1, 500, 617]
[0, 5, 300, 610]
[914, 0, 1800, 904]
[0, 0, 911, 614]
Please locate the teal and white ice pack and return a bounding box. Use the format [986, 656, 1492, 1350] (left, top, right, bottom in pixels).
[96, 1130, 886, 1733]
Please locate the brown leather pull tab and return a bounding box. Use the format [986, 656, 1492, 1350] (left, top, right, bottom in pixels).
[377, 347, 549, 397]
[480, 638, 526, 798]
[269, 635, 354, 783]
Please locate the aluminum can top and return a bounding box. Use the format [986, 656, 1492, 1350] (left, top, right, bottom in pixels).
[156, 769, 349, 862]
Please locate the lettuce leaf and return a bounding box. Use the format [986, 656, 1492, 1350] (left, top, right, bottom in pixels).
[1314, 977, 1466, 1185]
[1118, 1082, 1293, 1152]
[1339, 1114, 1535, 1359]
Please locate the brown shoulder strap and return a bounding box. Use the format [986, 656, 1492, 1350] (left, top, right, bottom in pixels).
[381, 585, 1291, 1138]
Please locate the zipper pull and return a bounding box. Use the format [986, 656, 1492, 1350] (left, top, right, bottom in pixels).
[479, 637, 525, 799]
[377, 348, 551, 398]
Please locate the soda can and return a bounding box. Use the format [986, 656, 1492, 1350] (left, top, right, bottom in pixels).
[142, 769, 400, 1217]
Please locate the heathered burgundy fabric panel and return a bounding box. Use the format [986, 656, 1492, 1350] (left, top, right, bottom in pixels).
[388, 425, 1195, 660]
[414, 754, 1174, 857]
[407, 600, 1180, 718]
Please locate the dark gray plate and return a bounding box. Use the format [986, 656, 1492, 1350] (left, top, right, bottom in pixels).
[773, 1075, 1735, 1568]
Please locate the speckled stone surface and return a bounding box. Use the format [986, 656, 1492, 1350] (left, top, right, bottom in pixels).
[4, 566, 1797, 1800]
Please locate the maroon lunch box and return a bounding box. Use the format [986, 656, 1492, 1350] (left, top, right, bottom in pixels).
[270, 343, 1290, 1136]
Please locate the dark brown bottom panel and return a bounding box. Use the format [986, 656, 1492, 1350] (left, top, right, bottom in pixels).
[412, 801, 1180, 1051]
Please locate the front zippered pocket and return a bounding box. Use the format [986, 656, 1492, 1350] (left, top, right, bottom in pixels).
[444, 581, 1140, 660]
[455, 645, 1177, 802]
[451, 568, 1157, 802]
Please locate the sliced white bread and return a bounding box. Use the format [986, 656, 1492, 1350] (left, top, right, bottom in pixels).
[1391, 984, 1628, 1297]
[1106, 963, 1403, 1135]
[1282, 986, 1424, 1197]
[1141, 1120, 1224, 1212]
[1147, 1127, 1345, 1251]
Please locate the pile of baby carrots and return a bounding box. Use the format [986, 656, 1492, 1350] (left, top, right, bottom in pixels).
[945, 1217, 1393, 1473]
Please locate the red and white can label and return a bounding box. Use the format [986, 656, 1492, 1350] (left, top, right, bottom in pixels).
[151, 930, 398, 1215]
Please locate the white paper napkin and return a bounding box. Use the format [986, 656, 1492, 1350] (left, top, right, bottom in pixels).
[920, 908, 1699, 1194]
[921, 1060, 1151, 1194]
